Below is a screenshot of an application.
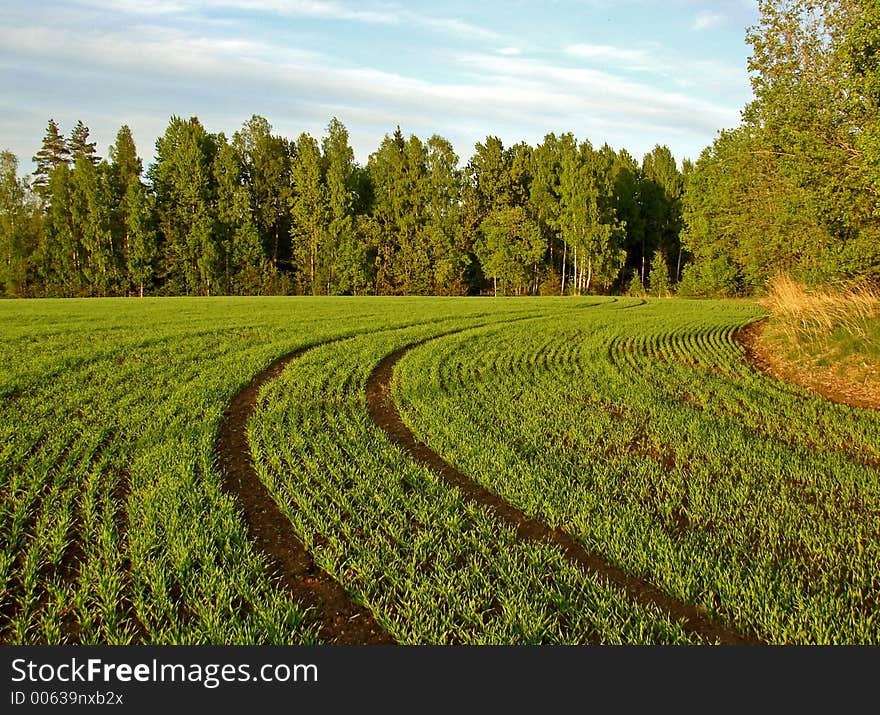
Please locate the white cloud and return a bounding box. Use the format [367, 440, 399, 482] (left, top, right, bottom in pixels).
[565, 40, 746, 99]
[693, 11, 726, 31]
[454, 52, 736, 133]
[69, 0, 499, 40]
[0, 8, 746, 166]
[566, 44, 657, 72]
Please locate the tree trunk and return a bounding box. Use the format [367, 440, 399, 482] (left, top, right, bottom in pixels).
[139, 281, 143, 298]
[586, 256, 593, 293]
[493, 275, 497, 297]
[560, 241, 567, 295]
[641, 239, 646, 283]
[310, 236, 316, 295]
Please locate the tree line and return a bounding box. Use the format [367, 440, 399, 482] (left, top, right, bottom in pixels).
[1, 114, 685, 298]
[4, 1, 874, 300]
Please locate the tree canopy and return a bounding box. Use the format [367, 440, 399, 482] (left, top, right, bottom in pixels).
[680, 0, 880, 295]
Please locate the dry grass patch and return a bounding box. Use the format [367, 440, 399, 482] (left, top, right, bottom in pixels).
[750, 275, 880, 409]
[762, 274, 880, 341]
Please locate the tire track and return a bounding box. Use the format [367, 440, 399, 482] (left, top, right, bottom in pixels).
[366, 331, 761, 646]
[216, 342, 394, 645]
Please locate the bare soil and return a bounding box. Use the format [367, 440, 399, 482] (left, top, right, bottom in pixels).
[739, 320, 880, 411]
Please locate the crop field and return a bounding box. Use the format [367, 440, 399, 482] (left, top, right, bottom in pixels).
[1, 296, 878, 644]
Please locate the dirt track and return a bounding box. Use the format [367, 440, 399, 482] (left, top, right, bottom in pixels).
[215, 346, 393, 645]
[365, 336, 760, 646]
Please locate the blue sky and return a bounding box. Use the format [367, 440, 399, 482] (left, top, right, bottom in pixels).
[0, 0, 760, 171]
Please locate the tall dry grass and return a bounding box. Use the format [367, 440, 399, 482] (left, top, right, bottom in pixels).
[762, 274, 880, 341]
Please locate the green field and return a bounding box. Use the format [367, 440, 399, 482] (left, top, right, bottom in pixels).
[1, 296, 878, 644]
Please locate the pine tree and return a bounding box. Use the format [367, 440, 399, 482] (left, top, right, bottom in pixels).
[69, 120, 99, 166]
[43, 164, 82, 293]
[32, 119, 70, 200]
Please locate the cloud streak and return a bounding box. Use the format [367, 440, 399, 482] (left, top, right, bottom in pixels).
[693, 11, 727, 31]
[1, 0, 755, 169]
[70, 0, 500, 40]
[0, 20, 740, 160]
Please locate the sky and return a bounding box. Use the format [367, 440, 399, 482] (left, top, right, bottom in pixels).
[0, 0, 760, 172]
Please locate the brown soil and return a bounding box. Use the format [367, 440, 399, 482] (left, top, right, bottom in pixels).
[215, 346, 393, 645]
[738, 320, 880, 410]
[366, 342, 760, 646]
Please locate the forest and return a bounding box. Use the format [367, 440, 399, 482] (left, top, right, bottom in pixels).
[0, 0, 877, 299]
[0, 117, 685, 298]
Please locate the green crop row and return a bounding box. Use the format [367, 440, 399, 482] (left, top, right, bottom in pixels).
[248, 311, 699, 643]
[394, 299, 880, 643]
[3, 295, 876, 644]
[0, 297, 547, 643]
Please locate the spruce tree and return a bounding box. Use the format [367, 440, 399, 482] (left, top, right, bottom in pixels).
[109, 125, 142, 192]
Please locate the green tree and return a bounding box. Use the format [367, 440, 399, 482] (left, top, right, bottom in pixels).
[233, 116, 292, 271]
[124, 177, 157, 297]
[626, 271, 646, 297]
[558, 138, 624, 294]
[70, 157, 117, 295]
[0, 151, 41, 296]
[214, 139, 263, 294]
[41, 163, 80, 293]
[109, 125, 142, 196]
[641, 145, 684, 282]
[423, 135, 466, 294]
[742, 0, 880, 281]
[528, 134, 563, 288]
[150, 116, 220, 295]
[367, 128, 425, 294]
[604, 148, 644, 286]
[290, 132, 327, 294]
[69, 120, 100, 166]
[477, 205, 545, 296]
[648, 251, 672, 297]
[109, 125, 145, 290]
[32, 119, 70, 201]
[322, 118, 366, 294]
[681, 126, 834, 293]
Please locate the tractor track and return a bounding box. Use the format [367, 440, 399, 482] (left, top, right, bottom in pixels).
[216, 343, 394, 645]
[366, 328, 762, 646]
